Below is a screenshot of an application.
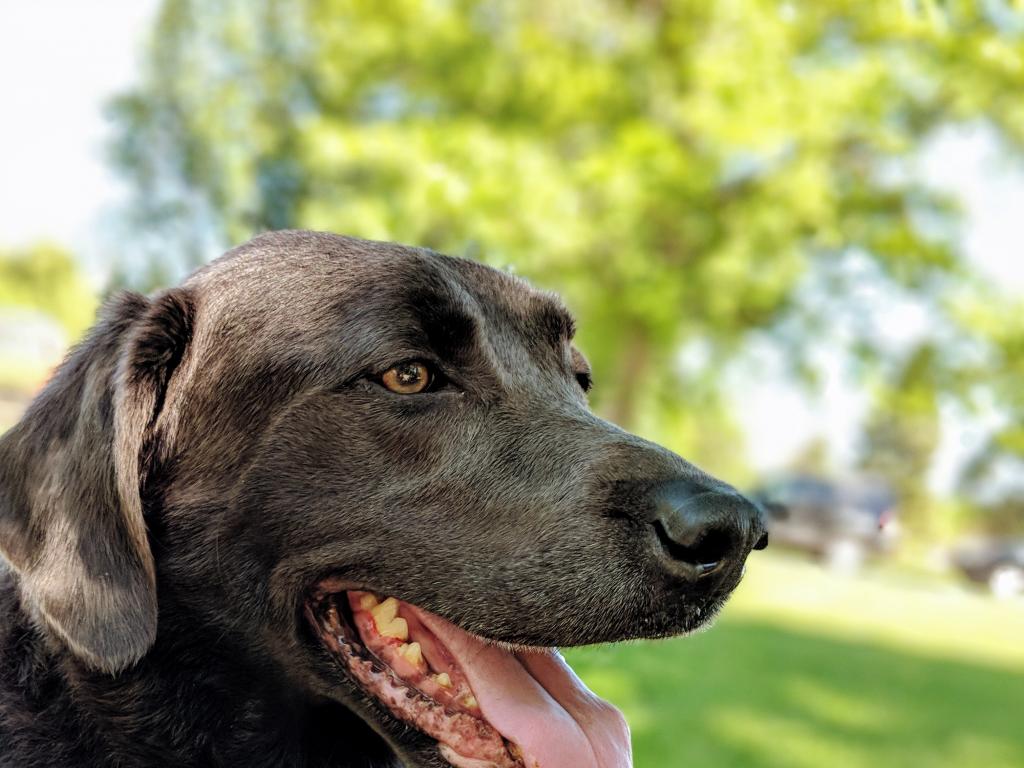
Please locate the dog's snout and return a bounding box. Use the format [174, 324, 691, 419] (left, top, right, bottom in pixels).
[651, 482, 767, 578]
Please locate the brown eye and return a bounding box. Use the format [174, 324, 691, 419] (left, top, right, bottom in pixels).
[381, 362, 433, 394]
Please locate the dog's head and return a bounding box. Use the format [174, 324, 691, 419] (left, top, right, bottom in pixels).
[0, 232, 765, 767]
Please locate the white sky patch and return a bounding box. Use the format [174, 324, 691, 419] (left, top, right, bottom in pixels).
[728, 332, 871, 476]
[0, 0, 157, 258]
[920, 124, 1024, 293]
[928, 394, 1008, 497]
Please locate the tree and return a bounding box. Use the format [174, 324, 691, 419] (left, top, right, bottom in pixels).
[952, 292, 1024, 534]
[110, 0, 1024, 485]
[0, 244, 98, 396]
[858, 345, 942, 535]
[0, 244, 97, 340]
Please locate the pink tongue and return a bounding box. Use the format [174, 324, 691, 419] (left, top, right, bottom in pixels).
[405, 606, 631, 768]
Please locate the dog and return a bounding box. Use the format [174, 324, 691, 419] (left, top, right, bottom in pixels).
[0, 231, 766, 767]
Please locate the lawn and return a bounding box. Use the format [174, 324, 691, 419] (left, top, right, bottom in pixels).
[565, 553, 1024, 768]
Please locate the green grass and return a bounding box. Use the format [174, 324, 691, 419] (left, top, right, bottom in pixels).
[565, 553, 1024, 768]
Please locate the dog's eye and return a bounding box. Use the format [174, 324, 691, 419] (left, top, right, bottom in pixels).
[575, 371, 593, 393]
[381, 362, 434, 394]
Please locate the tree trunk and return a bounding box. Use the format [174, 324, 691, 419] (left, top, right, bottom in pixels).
[601, 325, 651, 430]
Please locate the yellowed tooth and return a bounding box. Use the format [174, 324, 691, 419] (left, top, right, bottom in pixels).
[358, 593, 380, 611]
[401, 641, 423, 666]
[378, 617, 409, 641]
[433, 672, 452, 688]
[371, 597, 399, 626]
[460, 694, 478, 709]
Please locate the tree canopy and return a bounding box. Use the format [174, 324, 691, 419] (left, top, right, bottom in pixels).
[110, 0, 1024, 532]
[0, 244, 97, 340]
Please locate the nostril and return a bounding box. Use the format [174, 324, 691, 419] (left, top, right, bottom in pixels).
[754, 531, 769, 551]
[653, 520, 733, 575]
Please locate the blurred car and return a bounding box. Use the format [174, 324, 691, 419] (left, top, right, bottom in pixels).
[951, 538, 1024, 599]
[750, 474, 899, 572]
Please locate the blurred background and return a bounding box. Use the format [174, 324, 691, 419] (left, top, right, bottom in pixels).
[2, 1, 1023, 765]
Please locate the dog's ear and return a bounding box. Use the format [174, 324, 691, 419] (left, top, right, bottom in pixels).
[0, 288, 195, 672]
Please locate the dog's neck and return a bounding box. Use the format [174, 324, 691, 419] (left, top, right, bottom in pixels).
[0, 575, 395, 768]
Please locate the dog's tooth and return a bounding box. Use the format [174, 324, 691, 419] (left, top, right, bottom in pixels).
[358, 593, 380, 611]
[378, 617, 409, 640]
[371, 597, 399, 625]
[400, 641, 423, 666]
[460, 694, 478, 709]
[433, 672, 452, 688]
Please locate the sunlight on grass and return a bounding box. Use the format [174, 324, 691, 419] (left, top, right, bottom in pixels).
[728, 552, 1024, 668]
[783, 678, 889, 731]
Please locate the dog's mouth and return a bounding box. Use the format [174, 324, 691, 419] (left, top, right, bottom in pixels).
[305, 585, 626, 768]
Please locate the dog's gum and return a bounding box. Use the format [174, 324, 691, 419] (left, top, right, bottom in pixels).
[351, 594, 483, 712]
[322, 592, 524, 767]
[331, 615, 518, 766]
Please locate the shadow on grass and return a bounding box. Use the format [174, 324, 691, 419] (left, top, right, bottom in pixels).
[564, 619, 1024, 768]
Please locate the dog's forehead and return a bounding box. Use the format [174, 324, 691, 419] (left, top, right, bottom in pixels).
[434, 254, 575, 344]
[190, 231, 574, 349]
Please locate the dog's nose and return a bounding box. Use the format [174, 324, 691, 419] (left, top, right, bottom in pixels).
[651, 481, 767, 578]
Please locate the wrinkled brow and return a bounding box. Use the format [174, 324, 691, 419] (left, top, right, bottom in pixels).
[533, 302, 577, 347]
[405, 288, 479, 363]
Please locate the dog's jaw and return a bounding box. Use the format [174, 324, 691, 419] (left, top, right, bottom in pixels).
[307, 593, 521, 767]
[305, 586, 630, 768]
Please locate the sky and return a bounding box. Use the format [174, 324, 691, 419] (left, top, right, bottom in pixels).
[1, 0, 1022, 489]
[0, 0, 158, 265]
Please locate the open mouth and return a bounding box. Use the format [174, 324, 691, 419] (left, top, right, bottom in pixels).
[305, 583, 626, 768]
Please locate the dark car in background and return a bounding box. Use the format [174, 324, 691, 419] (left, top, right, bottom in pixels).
[951, 538, 1024, 599]
[750, 474, 899, 572]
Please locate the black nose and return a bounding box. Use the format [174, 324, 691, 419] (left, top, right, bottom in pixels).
[651, 481, 767, 578]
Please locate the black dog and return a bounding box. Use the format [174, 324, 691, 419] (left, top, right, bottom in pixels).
[0, 231, 766, 767]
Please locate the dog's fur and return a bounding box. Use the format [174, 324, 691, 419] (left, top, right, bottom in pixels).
[0, 231, 763, 767]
